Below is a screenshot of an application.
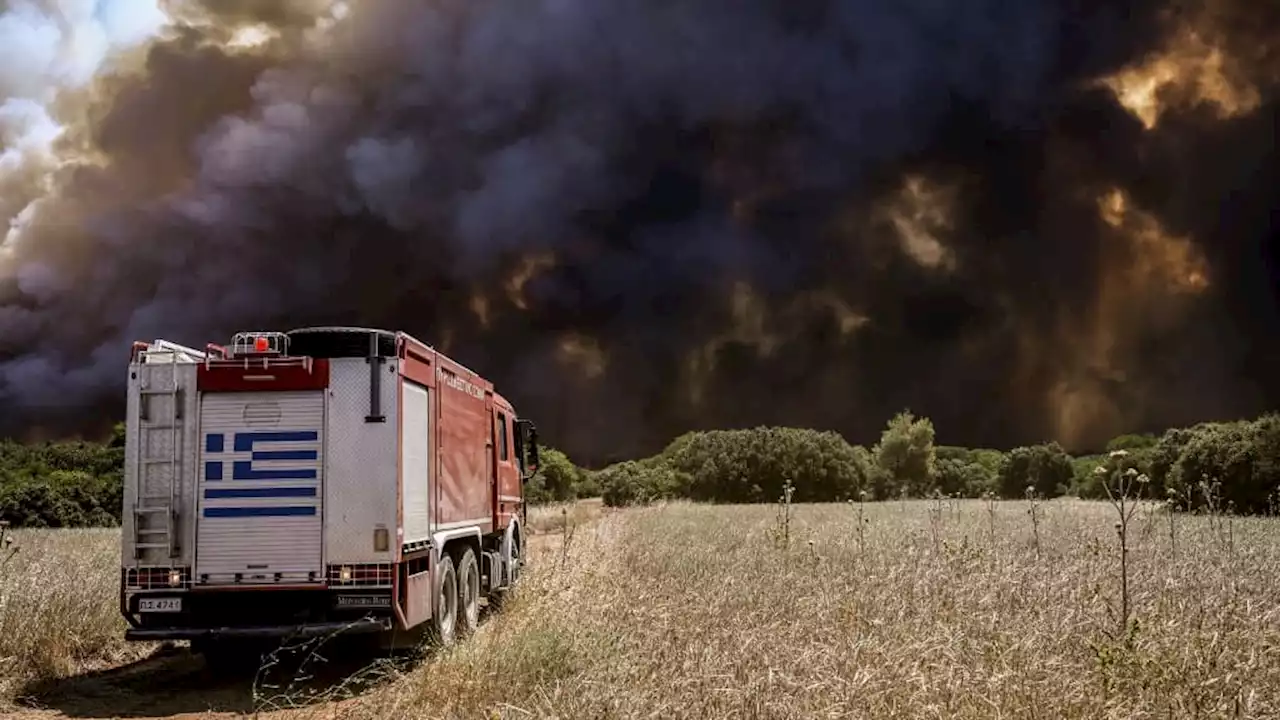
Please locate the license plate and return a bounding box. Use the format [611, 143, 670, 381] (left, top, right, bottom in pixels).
[336, 595, 390, 608]
[138, 597, 182, 613]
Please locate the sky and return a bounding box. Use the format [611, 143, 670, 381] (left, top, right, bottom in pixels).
[0, 0, 1277, 464]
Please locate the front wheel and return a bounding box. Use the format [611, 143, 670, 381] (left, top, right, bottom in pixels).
[490, 529, 523, 611]
[504, 524, 524, 588]
[432, 553, 457, 647]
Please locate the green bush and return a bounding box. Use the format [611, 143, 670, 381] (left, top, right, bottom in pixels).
[0, 438, 125, 528]
[573, 470, 601, 499]
[533, 447, 581, 502]
[1166, 415, 1280, 514]
[871, 411, 937, 498]
[598, 427, 873, 507]
[997, 443, 1074, 499]
[934, 446, 1003, 497]
[599, 460, 691, 507]
[1148, 425, 1202, 498]
[1074, 449, 1154, 500]
[523, 445, 597, 505]
[1070, 454, 1107, 497]
[1106, 433, 1159, 452]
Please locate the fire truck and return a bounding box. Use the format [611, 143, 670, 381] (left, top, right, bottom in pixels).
[118, 327, 538, 662]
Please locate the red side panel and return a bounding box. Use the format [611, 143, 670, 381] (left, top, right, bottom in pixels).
[435, 357, 495, 531]
[197, 359, 330, 392]
[401, 345, 435, 388]
[396, 333, 509, 536]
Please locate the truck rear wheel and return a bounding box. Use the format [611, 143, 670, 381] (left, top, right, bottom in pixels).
[455, 546, 480, 635]
[433, 553, 457, 646]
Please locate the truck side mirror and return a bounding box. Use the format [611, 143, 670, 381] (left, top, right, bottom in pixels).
[516, 420, 539, 480]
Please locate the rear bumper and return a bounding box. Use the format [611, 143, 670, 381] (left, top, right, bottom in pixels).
[125, 617, 390, 642]
[120, 584, 398, 641]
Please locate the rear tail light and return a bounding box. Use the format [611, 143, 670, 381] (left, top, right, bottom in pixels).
[327, 563, 393, 587]
[125, 567, 191, 590]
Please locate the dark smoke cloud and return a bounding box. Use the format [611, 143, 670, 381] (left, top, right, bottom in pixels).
[1, 0, 1277, 464]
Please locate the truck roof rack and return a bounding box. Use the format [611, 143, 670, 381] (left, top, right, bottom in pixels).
[131, 340, 209, 364]
[229, 331, 289, 358]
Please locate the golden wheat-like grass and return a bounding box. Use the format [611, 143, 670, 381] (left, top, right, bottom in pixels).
[337, 499, 1280, 719]
[4, 499, 1280, 719]
[524, 497, 605, 536]
[0, 528, 151, 702]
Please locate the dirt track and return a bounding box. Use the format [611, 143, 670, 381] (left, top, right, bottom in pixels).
[9, 612, 434, 720]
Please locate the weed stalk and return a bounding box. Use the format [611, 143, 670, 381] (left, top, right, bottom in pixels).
[1099, 451, 1146, 641]
[928, 489, 944, 554]
[771, 478, 796, 549]
[1024, 486, 1042, 559]
[0, 521, 16, 570]
[560, 507, 579, 569]
[851, 490, 868, 556]
[984, 491, 997, 548]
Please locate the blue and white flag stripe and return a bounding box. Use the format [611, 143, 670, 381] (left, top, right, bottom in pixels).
[201, 430, 322, 517]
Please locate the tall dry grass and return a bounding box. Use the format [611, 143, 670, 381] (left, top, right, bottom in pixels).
[525, 497, 605, 536]
[335, 498, 1280, 719]
[0, 528, 148, 703]
[4, 499, 1280, 719]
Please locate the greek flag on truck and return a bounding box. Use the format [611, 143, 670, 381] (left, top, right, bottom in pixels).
[202, 430, 322, 518]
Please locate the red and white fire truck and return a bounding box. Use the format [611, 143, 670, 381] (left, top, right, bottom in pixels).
[118, 327, 538, 661]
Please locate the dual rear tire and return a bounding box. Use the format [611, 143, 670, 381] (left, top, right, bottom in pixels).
[432, 544, 481, 647]
[432, 553, 458, 646]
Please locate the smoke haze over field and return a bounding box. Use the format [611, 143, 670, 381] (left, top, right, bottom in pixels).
[1, 0, 1277, 463]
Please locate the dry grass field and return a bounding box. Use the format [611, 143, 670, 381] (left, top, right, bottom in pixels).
[3, 497, 1279, 719]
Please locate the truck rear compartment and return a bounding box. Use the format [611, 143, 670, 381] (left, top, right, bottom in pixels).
[196, 390, 326, 585]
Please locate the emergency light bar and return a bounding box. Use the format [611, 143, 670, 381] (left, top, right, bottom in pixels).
[229, 331, 289, 357]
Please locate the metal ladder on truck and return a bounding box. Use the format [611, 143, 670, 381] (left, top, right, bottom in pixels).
[132, 345, 196, 560]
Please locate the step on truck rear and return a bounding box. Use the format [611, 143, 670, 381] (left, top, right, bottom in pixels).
[119, 327, 539, 651]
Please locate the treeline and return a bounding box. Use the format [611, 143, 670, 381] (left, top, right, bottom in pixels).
[2, 413, 1278, 528]
[0, 424, 126, 528]
[536, 412, 1280, 515]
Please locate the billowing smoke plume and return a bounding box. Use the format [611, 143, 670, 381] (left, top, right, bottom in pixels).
[2, 0, 1278, 463]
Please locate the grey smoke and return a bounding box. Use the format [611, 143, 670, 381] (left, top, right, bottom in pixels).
[0, 0, 1276, 463]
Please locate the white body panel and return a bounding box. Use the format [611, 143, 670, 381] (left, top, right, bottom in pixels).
[121, 354, 202, 569]
[401, 380, 433, 545]
[323, 359, 398, 566]
[195, 391, 325, 584]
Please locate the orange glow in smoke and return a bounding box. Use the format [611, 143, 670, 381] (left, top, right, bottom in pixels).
[504, 252, 556, 310]
[1099, 24, 1261, 129]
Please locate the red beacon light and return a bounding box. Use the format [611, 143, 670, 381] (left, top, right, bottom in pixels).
[228, 331, 288, 358]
